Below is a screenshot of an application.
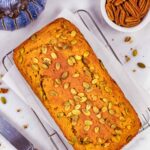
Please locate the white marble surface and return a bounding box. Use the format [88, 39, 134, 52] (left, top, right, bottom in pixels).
[0, 0, 150, 150]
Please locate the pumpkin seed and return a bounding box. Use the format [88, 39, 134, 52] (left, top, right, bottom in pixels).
[32, 57, 39, 64]
[41, 64, 49, 69]
[1, 97, 7, 104]
[64, 82, 70, 89]
[41, 46, 47, 54]
[109, 109, 115, 115]
[108, 102, 112, 109]
[119, 116, 125, 121]
[72, 72, 80, 78]
[55, 62, 61, 70]
[65, 104, 71, 111]
[92, 79, 98, 85]
[132, 49, 138, 57]
[94, 127, 99, 133]
[85, 120, 93, 126]
[72, 109, 81, 115]
[112, 135, 121, 143]
[137, 62, 146, 69]
[86, 104, 91, 110]
[84, 126, 90, 131]
[101, 107, 107, 112]
[75, 104, 81, 110]
[82, 109, 90, 116]
[125, 55, 130, 62]
[64, 101, 71, 110]
[78, 93, 84, 97]
[20, 48, 25, 54]
[75, 55, 82, 60]
[18, 57, 23, 63]
[127, 125, 131, 130]
[83, 51, 90, 58]
[99, 118, 105, 124]
[31, 34, 37, 41]
[61, 71, 69, 80]
[104, 87, 112, 93]
[61, 35, 67, 40]
[51, 52, 57, 59]
[68, 99, 74, 105]
[55, 78, 61, 85]
[96, 113, 102, 119]
[57, 112, 64, 118]
[71, 88, 77, 95]
[97, 138, 103, 144]
[91, 95, 97, 101]
[83, 82, 90, 89]
[43, 58, 51, 65]
[115, 129, 122, 135]
[71, 30, 77, 37]
[93, 106, 99, 114]
[80, 96, 87, 103]
[73, 96, 80, 101]
[50, 90, 58, 96]
[32, 64, 39, 71]
[71, 40, 77, 45]
[104, 143, 110, 148]
[67, 56, 76, 66]
[111, 124, 116, 129]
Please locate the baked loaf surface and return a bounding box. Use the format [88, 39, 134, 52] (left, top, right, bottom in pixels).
[13, 18, 141, 150]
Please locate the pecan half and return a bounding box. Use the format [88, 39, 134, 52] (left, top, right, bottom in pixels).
[119, 6, 126, 25]
[114, 6, 121, 25]
[0, 88, 9, 94]
[114, 0, 126, 6]
[125, 17, 141, 27]
[123, 1, 139, 18]
[140, 0, 150, 17]
[106, 3, 115, 21]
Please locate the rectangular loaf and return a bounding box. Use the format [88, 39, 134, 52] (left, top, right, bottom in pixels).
[13, 18, 141, 150]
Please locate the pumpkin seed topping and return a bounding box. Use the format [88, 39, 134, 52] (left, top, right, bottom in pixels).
[67, 56, 76, 66]
[75, 55, 82, 60]
[55, 62, 61, 70]
[71, 40, 77, 45]
[32, 57, 39, 64]
[51, 52, 57, 59]
[71, 88, 77, 95]
[64, 82, 70, 89]
[101, 107, 108, 112]
[83, 82, 90, 89]
[83, 51, 90, 58]
[137, 62, 146, 69]
[1, 97, 7, 104]
[41, 46, 47, 54]
[72, 109, 81, 115]
[82, 109, 90, 116]
[93, 106, 99, 114]
[71, 31, 77, 37]
[85, 120, 93, 126]
[61, 71, 69, 80]
[84, 126, 90, 131]
[72, 72, 80, 78]
[94, 127, 100, 133]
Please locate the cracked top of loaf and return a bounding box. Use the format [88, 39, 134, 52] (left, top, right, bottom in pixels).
[13, 18, 141, 150]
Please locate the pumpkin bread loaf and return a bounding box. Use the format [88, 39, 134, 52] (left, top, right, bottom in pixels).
[13, 18, 141, 150]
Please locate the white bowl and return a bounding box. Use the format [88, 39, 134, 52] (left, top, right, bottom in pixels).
[100, 0, 150, 32]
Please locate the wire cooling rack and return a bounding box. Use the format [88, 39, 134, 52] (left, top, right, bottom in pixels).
[2, 9, 150, 150]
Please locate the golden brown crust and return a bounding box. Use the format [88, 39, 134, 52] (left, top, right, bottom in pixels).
[13, 18, 141, 150]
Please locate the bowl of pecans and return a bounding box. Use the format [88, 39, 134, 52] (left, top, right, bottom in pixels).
[100, 0, 150, 32]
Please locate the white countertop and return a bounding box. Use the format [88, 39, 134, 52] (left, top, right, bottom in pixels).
[0, 0, 150, 150]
